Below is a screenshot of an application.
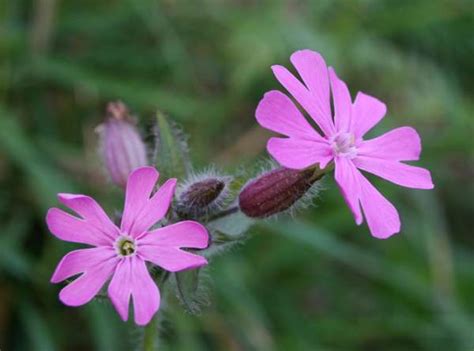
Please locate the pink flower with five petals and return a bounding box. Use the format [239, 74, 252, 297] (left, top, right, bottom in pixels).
[256, 49, 434, 238]
[46, 166, 208, 325]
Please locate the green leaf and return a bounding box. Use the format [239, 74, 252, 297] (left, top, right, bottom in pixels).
[154, 112, 191, 180]
[174, 268, 202, 314]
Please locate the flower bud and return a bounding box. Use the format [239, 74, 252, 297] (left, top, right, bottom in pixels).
[97, 101, 148, 188]
[239, 167, 322, 218]
[176, 173, 231, 219]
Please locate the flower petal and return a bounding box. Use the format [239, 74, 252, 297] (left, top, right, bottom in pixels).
[108, 257, 160, 326]
[51, 247, 117, 283]
[107, 258, 132, 322]
[335, 158, 401, 238]
[141, 247, 207, 273]
[351, 92, 387, 138]
[129, 178, 177, 237]
[121, 167, 159, 235]
[290, 50, 332, 124]
[139, 221, 208, 272]
[121, 167, 177, 237]
[55, 194, 119, 243]
[329, 67, 352, 132]
[267, 137, 333, 170]
[255, 90, 322, 140]
[353, 156, 434, 189]
[357, 127, 422, 161]
[334, 157, 363, 225]
[52, 247, 118, 306]
[358, 173, 401, 239]
[272, 52, 335, 136]
[131, 258, 160, 326]
[46, 208, 113, 246]
[140, 221, 209, 248]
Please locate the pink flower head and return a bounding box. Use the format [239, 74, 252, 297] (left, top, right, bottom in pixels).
[46, 167, 208, 325]
[256, 49, 434, 238]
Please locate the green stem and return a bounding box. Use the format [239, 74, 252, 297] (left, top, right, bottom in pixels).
[309, 162, 334, 182]
[207, 206, 239, 222]
[143, 315, 158, 351]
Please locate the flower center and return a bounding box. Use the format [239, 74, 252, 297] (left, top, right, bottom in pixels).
[115, 235, 136, 257]
[330, 132, 357, 158]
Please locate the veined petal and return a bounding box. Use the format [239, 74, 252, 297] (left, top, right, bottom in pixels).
[52, 247, 118, 306]
[353, 156, 434, 189]
[139, 221, 208, 272]
[107, 258, 132, 322]
[358, 173, 401, 239]
[267, 137, 333, 170]
[140, 246, 207, 273]
[351, 92, 387, 138]
[272, 60, 334, 136]
[129, 179, 177, 237]
[131, 258, 160, 326]
[357, 127, 422, 161]
[56, 194, 119, 242]
[46, 208, 114, 246]
[108, 257, 160, 326]
[329, 67, 352, 132]
[256, 90, 322, 140]
[334, 157, 363, 224]
[290, 50, 332, 121]
[121, 167, 176, 237]
[121, 167, 159, 235]
[335, 158, 401, 238]
[51, 247, 117, 283]
[140, 221, 208, 248]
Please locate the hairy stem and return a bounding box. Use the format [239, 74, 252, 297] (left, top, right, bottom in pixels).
[207, 206, 239, 222]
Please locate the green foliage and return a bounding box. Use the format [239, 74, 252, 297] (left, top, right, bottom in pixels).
[0, 0, 472, 350]
[153, 111, 191, 180]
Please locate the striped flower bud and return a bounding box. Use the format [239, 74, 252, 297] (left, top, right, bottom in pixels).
[239, 167, 323, 218]
[176, 173, 231, 219]
[97, 101, 148, 188]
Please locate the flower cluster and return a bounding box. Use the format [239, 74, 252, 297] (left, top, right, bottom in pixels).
[46, 49, 433, 327]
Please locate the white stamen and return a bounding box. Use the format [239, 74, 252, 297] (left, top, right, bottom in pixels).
[330, 132, 357, 158]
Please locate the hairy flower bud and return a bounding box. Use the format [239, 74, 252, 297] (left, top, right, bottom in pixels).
[176, 172, 231, 219]
[97, 101, 148, 188]
[239, 167, 323, 218]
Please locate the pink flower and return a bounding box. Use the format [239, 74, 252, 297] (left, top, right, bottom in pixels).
[98, 101, 148, 188]
[46, 167, 208, 325]
[256, 49, 434, 238]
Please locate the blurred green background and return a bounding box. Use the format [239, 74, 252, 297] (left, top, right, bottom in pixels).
[1, 0, 473, 350]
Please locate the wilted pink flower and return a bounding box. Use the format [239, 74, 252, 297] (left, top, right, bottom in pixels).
[256, 49, 434, 238]
[46, 167, 208, 325]
[98, 101, 148, 188]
